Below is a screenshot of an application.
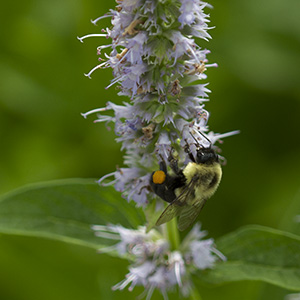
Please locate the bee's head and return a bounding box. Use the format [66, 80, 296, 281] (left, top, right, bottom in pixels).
[196, 147, 219, 164]
[187, 130, 219, 164]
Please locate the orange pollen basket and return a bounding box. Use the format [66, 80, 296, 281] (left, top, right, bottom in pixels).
[152, 170, 166, 184]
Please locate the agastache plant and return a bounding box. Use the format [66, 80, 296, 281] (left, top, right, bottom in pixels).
[78, 0, 238, 298]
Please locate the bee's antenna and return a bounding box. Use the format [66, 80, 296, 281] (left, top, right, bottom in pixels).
[189, 131, 201, 148]
[189, 130, 212, 148]
[198, 130, 212, 148]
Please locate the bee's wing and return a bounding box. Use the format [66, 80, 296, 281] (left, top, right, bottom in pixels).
[177, 198, 207, 231]
[155, 202, 183, 226]
[155, 179, 197, 226]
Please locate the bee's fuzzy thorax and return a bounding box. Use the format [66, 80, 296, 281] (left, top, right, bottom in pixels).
[180, 162, 222, 204]
[183, 162, 222, 180]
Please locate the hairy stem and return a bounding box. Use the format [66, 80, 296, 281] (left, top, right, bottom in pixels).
[189, 285, 203, 300]
[166, 217, 180, 250]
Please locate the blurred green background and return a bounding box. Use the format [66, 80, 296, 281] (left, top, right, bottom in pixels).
[0, 0, 300, 299]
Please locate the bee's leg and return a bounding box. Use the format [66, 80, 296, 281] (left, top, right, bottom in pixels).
[167, 150, 182, 175]
[186, 151, 195, 162]
[149, 155, 176, 203]
[150, 176, 177, 204]
[150, 177, 176, 203]
[184, 142, 195, 162]
[158, 154, 168, 173]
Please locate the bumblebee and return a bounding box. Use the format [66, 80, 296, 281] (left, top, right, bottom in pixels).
[150, 138, 222, 231]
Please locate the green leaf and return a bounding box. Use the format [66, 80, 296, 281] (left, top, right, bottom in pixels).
[195, 225, 300, 291]
[279, 189, 300, 235]
[0, 179, 145, 249]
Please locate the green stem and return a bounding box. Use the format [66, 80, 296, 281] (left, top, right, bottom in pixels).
[165, 217, 180, 250]
[164, 219, 203, 300]
[189, 285, 203, 300]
